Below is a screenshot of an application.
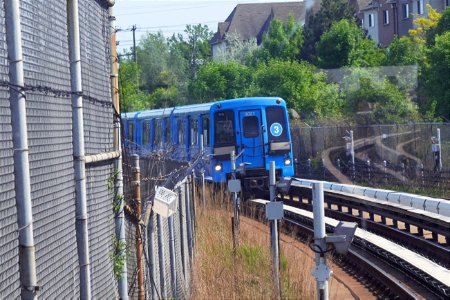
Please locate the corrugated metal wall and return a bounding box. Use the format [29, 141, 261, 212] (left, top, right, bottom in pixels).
[0, 0, 117, 298]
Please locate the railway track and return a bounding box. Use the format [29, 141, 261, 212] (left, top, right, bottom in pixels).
[242, 182, 450, 299]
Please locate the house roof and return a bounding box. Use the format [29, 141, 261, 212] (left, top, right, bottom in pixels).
[210, 2, 307, 45]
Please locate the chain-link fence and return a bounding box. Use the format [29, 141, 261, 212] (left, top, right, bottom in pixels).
[0, 0, 118, 298]
[122, 151, 197, 299]
[291, 123, 450, 195]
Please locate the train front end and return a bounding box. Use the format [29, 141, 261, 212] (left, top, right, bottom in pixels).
[210, 97, 294, 197]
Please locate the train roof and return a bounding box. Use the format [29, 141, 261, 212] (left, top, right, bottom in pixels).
[121, 97, 286, 120]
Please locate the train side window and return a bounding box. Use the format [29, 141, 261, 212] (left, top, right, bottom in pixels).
[155, 119, 162, 146]
[190, 118, 198, 146]
[202, 115, 210, 146]
[142, 121, 150, 145]
[266, 106, 288, 141]
[243, 116, 259, 138]
[164, 118, 171, 144]
[128, 123, 134, 143]
[214, 110, 235, 145]
[178, 118, 185, 145]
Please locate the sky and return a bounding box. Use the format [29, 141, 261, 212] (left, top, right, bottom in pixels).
[114, 0, 302, 53]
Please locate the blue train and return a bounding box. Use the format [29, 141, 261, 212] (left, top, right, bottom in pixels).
[121, 97, 294, 195]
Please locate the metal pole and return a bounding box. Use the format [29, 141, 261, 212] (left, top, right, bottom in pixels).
[4, 1, 38, 298]
[350, 130, 355, 181]
[67, 1, 91, 298]
[312, 182, 330, 300]
[131, 155, 144, 300]
[230, 151, 240, 234]
[148, 214, 156, 299]
[269, 162, 281, 300]
[178, 187, 187, 283]
[107, 3, 128, 298]
[132, 25, 137, 63]
[437, 128, 442, 171]
[185, 179, 193, 261]
[200, 134, 206, 208]
[157, 215, 166, 299]
[168, 215, 177, 298]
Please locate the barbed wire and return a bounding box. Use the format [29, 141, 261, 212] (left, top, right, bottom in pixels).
[0, 80, 112, 107]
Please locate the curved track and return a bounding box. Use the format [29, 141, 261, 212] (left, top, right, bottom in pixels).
[243, 182, 450, 299]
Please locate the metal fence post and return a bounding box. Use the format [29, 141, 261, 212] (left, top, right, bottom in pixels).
[168, 215, 177, 298]
[184, 178, 193, 262]
[350, 130, 355, 182]
[67, 1, 91, 297]
[177, 186, 187, 283]
[148, 214, 156, 299]
[4, 0, 38, 298]
[312, 182, 330, 300]
[269, 162, 281, 300]
[157, 215, 166, 299]
[200, 134, 206, 208]
[132, 155, 145, 300]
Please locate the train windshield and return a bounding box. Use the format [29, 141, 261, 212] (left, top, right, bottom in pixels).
[214, 110, 235, 145]
[266, 106, 288, 141]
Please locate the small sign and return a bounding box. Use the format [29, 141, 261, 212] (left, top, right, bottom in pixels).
[270, 123, 283, 137]
[228, 179, 241, 193]
[265, 201, 284, 220]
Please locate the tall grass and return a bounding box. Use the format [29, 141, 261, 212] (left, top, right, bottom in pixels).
[191, 185, 318, 299]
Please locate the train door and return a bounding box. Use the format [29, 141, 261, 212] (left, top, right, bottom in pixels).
[238, 110, 264, 168]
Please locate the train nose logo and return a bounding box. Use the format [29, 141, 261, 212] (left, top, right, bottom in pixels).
[270, 123, 283, 137]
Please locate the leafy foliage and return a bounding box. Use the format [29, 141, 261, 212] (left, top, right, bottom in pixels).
[118, 61, 153, 111]
[343, 74, 420, 124]
[253, 15, 303, 63]
[214, 32, 258, 64]
[409, 4, 441, 44]
[422, 31, 450, 120]
[189, 61, 252, 102]
[426, 7, 450, 45]
[316, 20, 385, 69]
[253, 59, 342, 119]
[301, 0, 355, 62]
[386, 37, 424, 66]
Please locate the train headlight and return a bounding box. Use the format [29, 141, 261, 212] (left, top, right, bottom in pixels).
[214, 163, 222, 172]
[284, 158, 291, 166]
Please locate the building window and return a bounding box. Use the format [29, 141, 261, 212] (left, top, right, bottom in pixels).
[402, 3, 409, 19]
[417, 0, 424, 14]
[368, 13, 375, 27]
[383, 10, 389, 25]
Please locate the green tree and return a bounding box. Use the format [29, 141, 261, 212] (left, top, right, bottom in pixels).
[169, 24, 213, 79]
[385, 37, 423, 66]
[301, 0, 355, 62]
[315, 20, 385, 69]
[422, 31, 450, 120]
[189, 61, 252, 102]
[214, 32, 258, 64]
[426, 7, 450, 45]
[343, 76, 420, 124]
[136, 32, 170, 92]
[118, 61, 153, 112]
[256, 15, 303, 63]
[253, 59, 342, 119]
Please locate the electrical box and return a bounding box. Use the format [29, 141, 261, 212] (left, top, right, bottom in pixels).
[265, 201, 284, 220]
[153, 186, 177, 218]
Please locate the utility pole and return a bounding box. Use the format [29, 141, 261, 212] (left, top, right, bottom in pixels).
[132, 25, 137, 63]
